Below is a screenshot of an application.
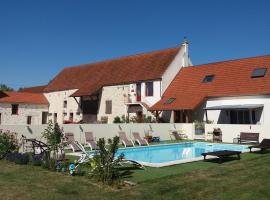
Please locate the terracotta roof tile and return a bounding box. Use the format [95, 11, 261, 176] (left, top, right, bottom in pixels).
[0, 91, 49, 105]
[19, 85, 47, 93]
[150, 55, 270, 111]
[44, 47, 180, 96]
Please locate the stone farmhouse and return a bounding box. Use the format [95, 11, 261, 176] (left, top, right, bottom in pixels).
[0, 40, 190, 125]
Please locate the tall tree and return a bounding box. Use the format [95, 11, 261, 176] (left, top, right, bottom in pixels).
[0, 84, 14, 92]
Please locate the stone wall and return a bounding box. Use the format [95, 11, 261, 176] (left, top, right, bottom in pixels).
[44, 89, 82, 124]
[0, 103, 48, 125]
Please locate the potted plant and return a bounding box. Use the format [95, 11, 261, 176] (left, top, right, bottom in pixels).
[144, 132, 153, 143]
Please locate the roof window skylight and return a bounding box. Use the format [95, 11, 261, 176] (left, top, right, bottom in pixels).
[251, 68, 267, 78]
[202, 75, 215, 83]
[165, 98, 176, 104]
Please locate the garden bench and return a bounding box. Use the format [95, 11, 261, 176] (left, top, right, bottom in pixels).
[238, 132, 259, 144]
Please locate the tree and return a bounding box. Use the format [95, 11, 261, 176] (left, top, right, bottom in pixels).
[0, 131, 17, 159]
[42, 121, 65, 160]
[0, 84, 14, 92]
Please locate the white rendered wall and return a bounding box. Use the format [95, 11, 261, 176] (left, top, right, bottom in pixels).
[204, 95, 270, 124]
[97, 85, 129, 123]
[141, 80, 161, 106]
[0, 123, 195, 143]
[0, 103, 48, 125]
[205, 123, 270, 143]
[44, 89, 82, 124]
[97, 81, 161, 123]
[129, 80, 161, 106]
[161, 42, 192, 94]
[2, 122, 268, 144]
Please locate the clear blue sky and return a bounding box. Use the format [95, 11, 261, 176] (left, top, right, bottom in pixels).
[0, 0, 270, 89]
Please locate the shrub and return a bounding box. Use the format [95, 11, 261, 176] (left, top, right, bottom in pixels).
[113, 115, 129, 123]
[88, 136, 125, 186]
[14, 153, 29, 165]
[5, 152, 29, 165]
[129, 115, 156, 123]
[113, 116, 121, 123]
[41, 159, 50, 169]
[31, 154, 43, 166]
[0, 134, 17, 159]
[41, 158, 57, 171]
[5, 152, 17, 162]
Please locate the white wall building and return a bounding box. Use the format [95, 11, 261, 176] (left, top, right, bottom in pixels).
[150, 55, 270, 141]
[44, 89, 82, 124]
[37, 40, 192, 124]
[204, 95, 268, 125]
[151, 55, 270, 124]
[0, 91, 49, 125]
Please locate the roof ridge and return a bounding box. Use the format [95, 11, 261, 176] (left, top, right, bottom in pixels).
[20, 84, 47, 88]
[45, 45, 180, 94]
[189, 54, 270, 69]
[0, 91, 49, 105]
[63, 46, 180, 70]
[6, 91, 42, 94]
[150, 54, 270, 111]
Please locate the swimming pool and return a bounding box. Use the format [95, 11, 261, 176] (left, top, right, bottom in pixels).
[115, 142, 249, 167]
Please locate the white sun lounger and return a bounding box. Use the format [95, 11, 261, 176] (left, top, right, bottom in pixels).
[64, 133, 81, 152]
[132, 132, 149, 146]
[119, 131, 134, 147]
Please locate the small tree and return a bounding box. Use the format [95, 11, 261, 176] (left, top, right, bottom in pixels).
[0, 133, 17, 159]
[88, 136, 124, 186]
[42, 121, 65, 160]
[0, 84, 14, 92]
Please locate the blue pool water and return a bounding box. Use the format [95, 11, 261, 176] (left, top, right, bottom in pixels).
[114, 142, 249, 164]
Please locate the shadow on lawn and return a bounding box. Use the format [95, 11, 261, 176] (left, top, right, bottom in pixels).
[203, 156, 241, 164]
[119, 166, 144, 179]
[250, 149, 270, 154]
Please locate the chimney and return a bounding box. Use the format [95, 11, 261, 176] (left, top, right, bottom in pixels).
[182, 37, 189, 67]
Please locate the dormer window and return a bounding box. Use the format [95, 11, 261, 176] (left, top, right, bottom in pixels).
[202, 75, 215, 83]
[165, 98, 176, 104]
[251, 68, 267, 78]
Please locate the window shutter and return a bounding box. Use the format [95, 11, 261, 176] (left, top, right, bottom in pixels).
[105, 100, 112, 114]
[27, 116, 32, 125]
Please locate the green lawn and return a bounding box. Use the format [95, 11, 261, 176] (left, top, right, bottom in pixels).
[1, 151, 270, 200]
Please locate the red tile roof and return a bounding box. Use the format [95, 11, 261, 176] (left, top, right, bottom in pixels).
[19, 85, 47, 93]
[43, 47, 180, 96]
[0, 91, 49, 105]
[150, 55, 270, 111]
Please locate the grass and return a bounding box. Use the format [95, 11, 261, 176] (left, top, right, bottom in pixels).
[1, 151, 270, 200]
